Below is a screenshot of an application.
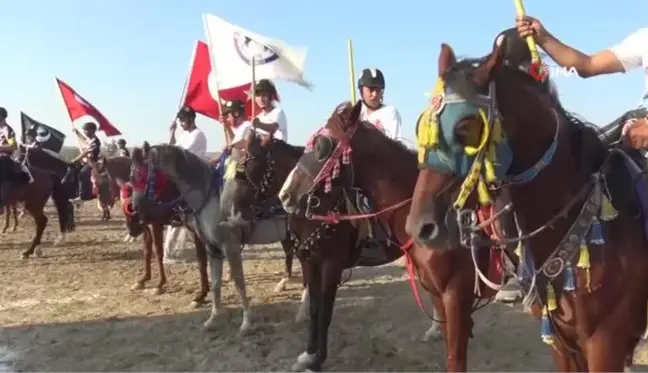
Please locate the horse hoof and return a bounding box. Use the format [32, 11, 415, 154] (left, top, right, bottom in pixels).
[291, 352, 316, 372]
[34, 247, 43, 257]
[189, 300, 204, 309]
[20, 253, 30, 259]
[239, 322, 252, 335]
[146, 287, 164, 295]
[130, 282, 145, 291]
[274, 278, 288, 293]
[202, 315, 219, 331]
[421, 327, 442, 342]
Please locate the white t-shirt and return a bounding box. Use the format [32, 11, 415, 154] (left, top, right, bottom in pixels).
[359, 103, 402, 140]
[609, 28, 648, 106]
[177, 127, 207, 158]
[255, 106, 288, 142]
[231, 121, 253, 145]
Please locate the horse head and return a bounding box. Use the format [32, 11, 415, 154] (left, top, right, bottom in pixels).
[278, 101, 362, 218]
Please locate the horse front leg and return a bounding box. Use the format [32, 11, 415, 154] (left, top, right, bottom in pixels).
[2, 204, 10, 233]
[440, 277, 475, 372]
[151, 223, 166, 294]
[191, 232, 210, 307]
[203, 250, 224, 331]
[292, 261, 320, 372]
[226, 241, 252, 333]
[11, 204, 19, 232]
[275, 237, 294, 292]
[131, 226, 152, 290]
[295, 257, 310, 323]
[21, 205, 47, 259]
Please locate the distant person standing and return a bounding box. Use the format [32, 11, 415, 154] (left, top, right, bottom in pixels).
[117, 139, 130, 157]
[163, 106, 208, 264]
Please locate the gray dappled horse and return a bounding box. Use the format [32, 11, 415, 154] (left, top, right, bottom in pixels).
[143, 143, 288, 333]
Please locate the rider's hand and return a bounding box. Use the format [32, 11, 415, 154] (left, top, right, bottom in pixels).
[624, 118, 648, 149]
[515, 16, 550, 45]
[169, 120, 177, 132]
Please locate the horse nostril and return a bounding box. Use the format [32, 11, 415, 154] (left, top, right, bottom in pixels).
[419, 222, 439, 241]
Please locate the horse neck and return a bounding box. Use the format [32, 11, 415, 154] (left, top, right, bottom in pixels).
[495, 74, 584, 264]
[155, 157, 213, 211]
[349, 127, 417, 240]
[270, 144, 302, 194]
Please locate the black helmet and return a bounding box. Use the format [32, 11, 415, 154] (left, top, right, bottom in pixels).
[358, 68, 385, 90]
[0, 107, 7, 120]
[254, 79, 277, 97]
[222, 100, 246, 117]
[117, 139, 126, 146]
[82, 122, 97, 131]
[176, 106, 196, 121]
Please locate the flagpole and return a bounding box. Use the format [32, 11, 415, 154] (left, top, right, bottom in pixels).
[251, 56, 256, 120]
[202, 13, 228, 146]
[347, 38, 356, 103]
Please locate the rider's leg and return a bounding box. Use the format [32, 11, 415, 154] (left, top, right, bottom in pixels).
[74, 164, 92, 201]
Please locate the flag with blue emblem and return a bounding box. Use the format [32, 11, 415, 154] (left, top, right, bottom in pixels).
[202, 13, 312, 90]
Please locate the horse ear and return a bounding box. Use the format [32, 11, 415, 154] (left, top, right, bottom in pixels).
[438, 43, 457, 76]
[349, 100, 363, 124]
[473, 37, 506, 86]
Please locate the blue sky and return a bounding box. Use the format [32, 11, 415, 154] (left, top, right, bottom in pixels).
[1, 0, 646, 151]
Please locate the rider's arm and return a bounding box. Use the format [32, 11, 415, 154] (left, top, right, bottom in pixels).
[254, 109, 286, 137]
[0, 130, 18, 153]
[541, 28, 648, 78]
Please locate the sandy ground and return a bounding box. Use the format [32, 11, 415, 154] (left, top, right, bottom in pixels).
[1, 203, 648, 372]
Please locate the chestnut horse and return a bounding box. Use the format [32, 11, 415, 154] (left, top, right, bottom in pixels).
[407, 42, 648, 371]
[280, 102, 477, 372]
[116, 146, 210, 305]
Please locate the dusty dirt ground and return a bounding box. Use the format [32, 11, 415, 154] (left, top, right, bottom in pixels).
[1, 203, 648, 372]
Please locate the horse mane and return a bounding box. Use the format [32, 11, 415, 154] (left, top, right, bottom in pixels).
[353, 119, 418, 184]
[152, 144, 214, 190]
[272, 139, 304, 157]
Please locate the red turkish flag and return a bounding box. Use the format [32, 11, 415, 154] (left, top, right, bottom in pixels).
[56, 78, 122, 136]
[182, 41, 278, 121]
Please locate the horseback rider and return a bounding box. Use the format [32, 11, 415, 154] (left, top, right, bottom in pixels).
[516, 16, 648, 148]
[117, 138, 130, 157]
[165, 105, 207, 263]
[220, 99, 252, 156]
[0, 107, 18, 214]
[170, 106, 207, 158]
[358, 68, 402, 140]
[251, 79, 288, 141]
[70, 122, 102, 202]
[23, 127, 40, 149]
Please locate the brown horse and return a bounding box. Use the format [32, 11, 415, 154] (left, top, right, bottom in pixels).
[5, 148, 76, 258]
[406, 41, 648, 371]
[279, 102, 459, 372]
[116, 144, 209, 305]
[87, 155, 137, 240]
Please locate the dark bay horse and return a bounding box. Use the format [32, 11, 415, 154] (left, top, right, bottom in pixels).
[87, 155, 138, 241]
[116, 146, 209, 304]
[86, 155, 130, 221]
[406, 42, 648, 371]
[279, 102, 462, 372]
[9, 147, 76, 257]
[2, 202, 19, 233]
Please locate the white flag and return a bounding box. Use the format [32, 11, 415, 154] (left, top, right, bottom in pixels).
[202, 13, 312, 90]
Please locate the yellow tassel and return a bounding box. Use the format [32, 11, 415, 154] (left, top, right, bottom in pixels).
[476, 178, 492, 205]
[576, 240, 592, 292]
[514, 241, 522, 257]
[484, 151, 497, 183]
[546, 283, 557, 311]
[491, 118, 503, 143]
[599, 193, 618, 221]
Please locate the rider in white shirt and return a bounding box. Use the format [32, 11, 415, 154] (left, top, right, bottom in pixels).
[252, 79, 288, 142]
[165, 105, 207, 264]
[516, 16, 648, 148]
[170, 106, 207, 158]
[355, 68, 403, 263]
[357, 68, 402, 141]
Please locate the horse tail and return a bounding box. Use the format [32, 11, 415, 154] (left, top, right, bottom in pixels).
[51, 175, 76, 233]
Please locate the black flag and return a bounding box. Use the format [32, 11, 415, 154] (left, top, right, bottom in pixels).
[20, 112, 66, 153]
